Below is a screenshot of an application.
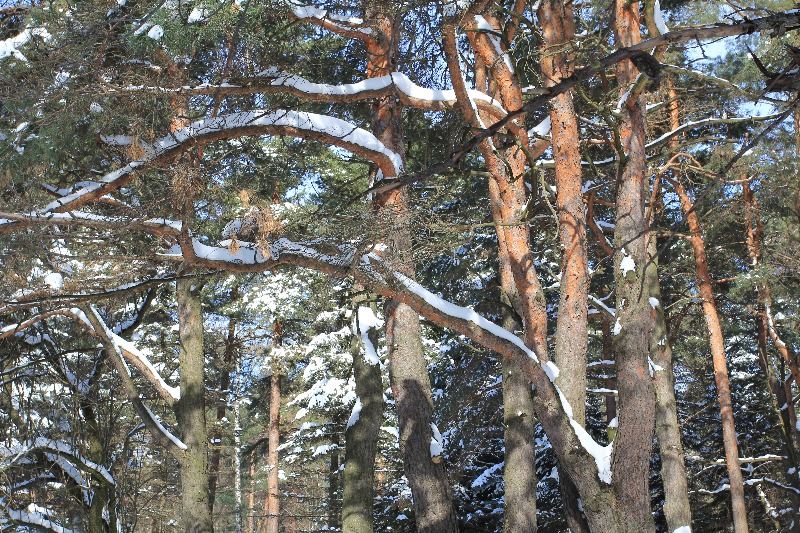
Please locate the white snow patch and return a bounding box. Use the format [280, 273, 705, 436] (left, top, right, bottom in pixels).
[528, 115, 552, 137]
[430, 423, 444, 458]
[146, 25, 164, 41]
[612, 318, 622, 336]
[44, 272, 64, 290]
[648, 356, 664, 377]
[472, 461, 504, 487]
[346, 397, 362, 429]
[619, 251, 636, 277]
[672, 527, 691, 533]
[648, 297, 659, 309]
[357, 306, 383, 366]
[188, 6, 210, 23]
[654, 0, 669, 35]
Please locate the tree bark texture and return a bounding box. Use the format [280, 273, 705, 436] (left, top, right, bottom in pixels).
[264, 322, 282, 533]
[611, 1, 657, 530]
[537, 3, 592, 530]
[501, 311, 538, 533]
[366, 7, 458, 532]
[342, 303, 384, 533]
[176, 278, 214, 533]
[672, 178, 748, 532]
[645, 239, 693, 532]
[209, 308, 237, 512]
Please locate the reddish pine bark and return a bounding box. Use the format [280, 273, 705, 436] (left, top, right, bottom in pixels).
[264, 323, 282, 533]
[672, 178, 748, 532]
[611, 1, 657, 530]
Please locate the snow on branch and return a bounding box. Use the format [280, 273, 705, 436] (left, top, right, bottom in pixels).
[152, 235, 616, 484]
[283, 0, 374, 39]
[106, 70, 509, 119]
[84, 306, 180, 404]
[31, 110, 402, 215]
[0, 437, 114, 487]
[0, 210, 182, 237]
[257, 68, 508, 116]
[646, 113, 783, 152]
[1, 503, 75, 533]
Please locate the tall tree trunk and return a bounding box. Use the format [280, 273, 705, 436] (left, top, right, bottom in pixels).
[443, 16, 544, 530]
[645, 238, 693, 531]
[342, 300, 384, 533]
[176, 278, 214, 533]
[538, 2, 591, 530]
[366, 7, 458, 531]
[328, 433, 341, 529]
[612, 1, 657, 530]
[248, 449, 256, 533]
[264, 322, 282, 533]
[234, 395, 244, 533]
[209, 287, 239, 512]
[671, 178, 748, 532]
[500, 309, 538, 533]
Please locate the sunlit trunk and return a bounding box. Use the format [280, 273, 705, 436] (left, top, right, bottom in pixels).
[672, 178, 748, 532]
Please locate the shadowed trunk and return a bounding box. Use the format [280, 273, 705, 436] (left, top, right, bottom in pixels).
[645, 238, 693, 531]
[500, 310, 537, 532]
[209, 297, 238, 512]
[342, 300, 384, 532]
[176, 278, 214, 533]
[366, 6, 458, 531]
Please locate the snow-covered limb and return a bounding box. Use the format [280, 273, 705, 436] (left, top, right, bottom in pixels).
[663, 64, 785, 104]
[0, 210, 182, 237]
[83, 306, 180, 405]
[81, 306, 189, 459]
[1, 502, 75, 533]
[110, 70, 509, 119]
[0, 437, 114, 487]
[646, 113, 782, 153]
[21, 110, 401, 216]
[0, 308, 93, 341]
[159, 235, 616, 487]
[284, 0, 374, 40]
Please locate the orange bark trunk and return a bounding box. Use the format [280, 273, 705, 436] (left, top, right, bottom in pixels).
[673, 179, 748, 532]
[264, 323, 281, 533]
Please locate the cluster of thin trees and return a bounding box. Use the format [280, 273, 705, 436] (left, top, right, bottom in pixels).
[2, 0, 800, 531]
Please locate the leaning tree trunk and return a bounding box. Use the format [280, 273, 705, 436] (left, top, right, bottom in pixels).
[443, 15, 545, 530]
[176, 277, 214, 533]
[645, 238, 693, 532]
[342, 299, 384, 533]
[366, 7, 458, 532]
[672, 178, 748, 532]
[611, 1, 657, 530]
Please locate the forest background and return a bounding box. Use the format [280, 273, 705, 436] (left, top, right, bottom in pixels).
[2, 0, 800, 532]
